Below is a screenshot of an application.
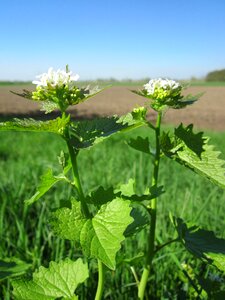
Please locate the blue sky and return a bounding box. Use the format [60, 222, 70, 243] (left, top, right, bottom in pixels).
[1, 0, 225, 80]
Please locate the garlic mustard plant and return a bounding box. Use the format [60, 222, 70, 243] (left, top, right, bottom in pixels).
[16, 66, 100, 113]
[1, 71, 225, 300]
[143, 78, 181, 97]
[130, 79, 225, 299]
[1, 66, 147, 300]
[134, 77, 197, 111]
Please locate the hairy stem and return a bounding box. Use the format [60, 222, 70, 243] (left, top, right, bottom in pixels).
[138, 112, 162, 300]
[66, 139, 90, 218]
[63, 116, 106, 299]
[95, 260, 106, 300]
[63, 115, 90, 218]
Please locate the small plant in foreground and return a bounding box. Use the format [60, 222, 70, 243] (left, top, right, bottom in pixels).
[1, 70, 225, 299]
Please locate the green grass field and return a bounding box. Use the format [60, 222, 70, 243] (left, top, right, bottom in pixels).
[0, 81, 31, 86]
[1, 125, 225, 299]
[183, 80, 225, 87]
[1, 80, 225, 87]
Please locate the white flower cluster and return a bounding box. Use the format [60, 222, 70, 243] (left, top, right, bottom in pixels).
[32, 67, 79, 88]
[143, 78, 181, 95]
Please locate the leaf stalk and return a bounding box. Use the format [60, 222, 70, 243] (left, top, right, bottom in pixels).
[95, 260, 106, 300]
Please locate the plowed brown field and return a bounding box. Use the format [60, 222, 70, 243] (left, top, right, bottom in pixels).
[1, 85, 225, 131]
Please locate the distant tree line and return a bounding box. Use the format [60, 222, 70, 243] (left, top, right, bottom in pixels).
[206, 69, 225, 81]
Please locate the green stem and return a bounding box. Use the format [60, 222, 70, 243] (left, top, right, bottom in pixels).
[138, 112, 162, 300]
[63, 114, 90, 218]
[154, 238, 179, 254]
[64, 116, 105, 299]
[66, 139, 90, 218]
[95, 260, 106, 300]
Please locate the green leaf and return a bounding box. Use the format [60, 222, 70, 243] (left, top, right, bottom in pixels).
[127, 136, 151, 154]
[25, 169, 69, 206]
[173, 217, 225, 273]
[174, 92, 203, 109]
[40, 101, 58, 114]
[85, 186, 116, 206]
[174, 124, 206, 157]
[117, 178, 136, 197]
[68, 108, 146, 149]
[118, 106, 147, 125]
[124, 203, 150, 237]
[115, 179, 165, 201]
[0, 115, 70, 135]
[0, 257, 31, 281]
[51, 200, 86, 242]
[80, 198, 133, 269]
[132, 89, 200, 110]
[12, 86, 110, 114]
[161, 124, 225, 188]
[11, 89, 33, 99]
[12, 258, 88, 300]
[51, 198, 133, 269]
[176, 142, 225, 188]
[169, 93, 201, 109]
[147, 185, 165, 200]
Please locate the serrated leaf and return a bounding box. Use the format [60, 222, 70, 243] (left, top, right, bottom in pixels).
[127, 136, 151, 154]
[51, 200, 86, 241]
[124, 203, 150, 237]
[80, 198, 133, 269]
[162, 124, 225, 188]
[170, 93, 200, 109]
[25, 169, 68, 206]
[0, 115, 70, 135]
[118, 106, 147, 125]
[132, 90, 200, 110]
[176, 142, 225, 188]
[85, 186, 116, 206]
[174, 124, 206, 157]
[40, 101, 59, 114]
[68, 108, 146, 149]
[11, 89, 32, 99]
[174, 92, 203, 109]
[12, 86, 110, 114]
[51, 198, 133, 269]
[147, 185, 165, 200]
[173, 217, 225, 273]
[115, 179, 165, 201]
[117, 178, 136, 197]
[12, 258, 88, 300]
[0, 257, 31, 281]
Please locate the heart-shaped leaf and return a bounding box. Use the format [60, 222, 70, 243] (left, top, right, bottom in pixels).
[51, 198, 133, 269]
[12, 258, 88, 300]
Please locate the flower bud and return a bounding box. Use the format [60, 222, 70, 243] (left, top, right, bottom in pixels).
[139, 78, 184, 111]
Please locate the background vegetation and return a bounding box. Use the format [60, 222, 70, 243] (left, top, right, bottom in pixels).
[205, 69, 225, 82]
[1, 76, 225, 88]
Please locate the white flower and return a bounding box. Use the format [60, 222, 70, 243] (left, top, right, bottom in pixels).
[32, 67, 80, 88]
[143, 78, 181, 96]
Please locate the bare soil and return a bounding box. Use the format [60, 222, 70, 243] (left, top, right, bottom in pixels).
[1, 85, 225, 131]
